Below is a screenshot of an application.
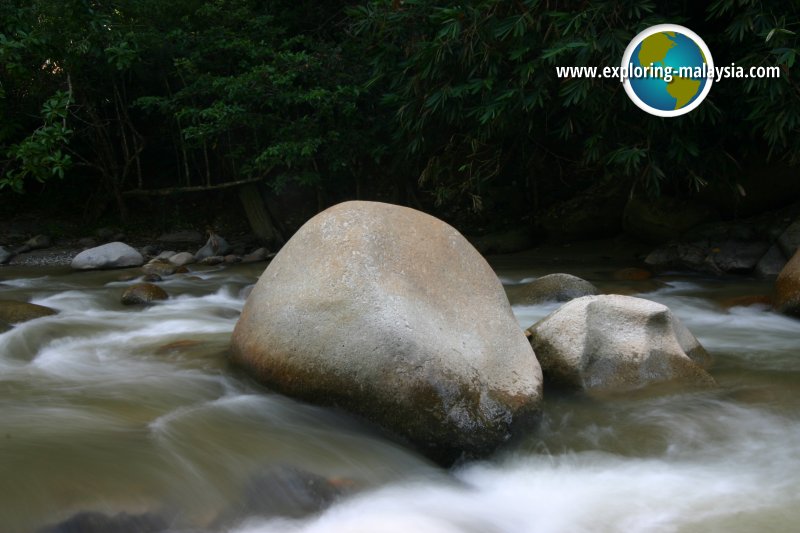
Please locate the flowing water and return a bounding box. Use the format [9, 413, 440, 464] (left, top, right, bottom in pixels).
[1, 257, 798, 533]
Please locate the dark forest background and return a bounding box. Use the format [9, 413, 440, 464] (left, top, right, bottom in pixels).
[1, 0, 798, 244]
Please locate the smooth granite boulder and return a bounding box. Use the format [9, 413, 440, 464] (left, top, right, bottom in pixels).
[231, 201, 542, 463]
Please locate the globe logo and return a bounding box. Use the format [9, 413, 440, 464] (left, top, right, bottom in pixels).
[622, 24, 714, 117]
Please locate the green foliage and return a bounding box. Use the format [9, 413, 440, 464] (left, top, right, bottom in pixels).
[1, 91, 73, 192]
[352, 0, 800, 209]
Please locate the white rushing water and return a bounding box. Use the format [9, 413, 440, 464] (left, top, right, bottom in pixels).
[1, 266, 799, 533]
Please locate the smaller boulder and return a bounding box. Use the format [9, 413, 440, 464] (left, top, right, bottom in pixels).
[121, 283, 168, 305]
[156, 251, 176, 261]
[0, 300, 58, 324]
[71, 242, 144, 270]
[527, 294, 714, 392]
[224, 254, 241, 264]
[775, 250, 800, 317]
[507, 273, 598, 305]
[168, 251, 195, 266]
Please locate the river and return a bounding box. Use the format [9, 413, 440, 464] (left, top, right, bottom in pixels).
[1, 254, 798, 533]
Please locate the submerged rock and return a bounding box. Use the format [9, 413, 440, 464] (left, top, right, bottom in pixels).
[121, 283, 168, 305]
[37, 511, 166, 533]
[527, 294, 714, 392]
[0, 300, 58, 324]
[226, 466, 346, 523]
[71, 242, 144, 270]
[506, 273, 598, 305]
[775, 250, 800, 317]
[231, 201, 542, 464]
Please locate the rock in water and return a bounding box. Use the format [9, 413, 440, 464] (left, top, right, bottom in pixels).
[0, 300, 58, 324]
[527, 294, 714, 392]
[195, 232, 231, 260]
[71, 242, 144, 270]
[37, 511, 166, 533]
[167, 251, 195, 266]
[121, 283, 168, 305]
[775, 250, 800, 317]
[506, 273, 598, 305]
[231, 201, 542, 464]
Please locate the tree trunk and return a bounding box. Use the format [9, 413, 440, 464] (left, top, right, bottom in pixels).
[238, 183, 284, 246]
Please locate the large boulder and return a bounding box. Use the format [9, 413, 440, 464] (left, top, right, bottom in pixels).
[71, 242, 144, 270]
[775, 250, 800, 317]
[231, 201, 542, 464]
[506, 273, 598, 305]
[0, 300, 58, 324]
[526, 294, 714, 392]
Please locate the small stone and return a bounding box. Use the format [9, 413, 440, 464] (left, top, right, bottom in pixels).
[168, 252, 195, 266]
[142, 273, 162, 283]
[224, 254, 241, 264]
[121, 283, 168, 305]
[142, 262, 177, 277]
[242, 247, 269, 263]
[156, 251, 176, 260]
